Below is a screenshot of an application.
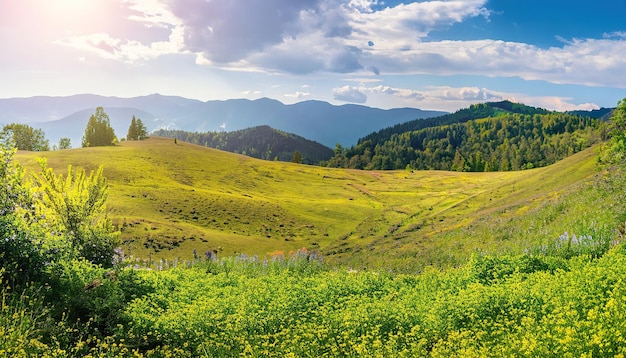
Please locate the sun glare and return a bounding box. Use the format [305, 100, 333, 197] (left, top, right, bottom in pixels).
[38, 0, 112, 32]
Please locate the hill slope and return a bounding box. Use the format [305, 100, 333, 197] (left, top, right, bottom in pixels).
[153, 125, 334, 164]
[328, 101, 605, 171]
[16, 137, 603, 269]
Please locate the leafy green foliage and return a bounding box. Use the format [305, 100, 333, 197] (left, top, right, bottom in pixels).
[57, 137, 71, 150]
[602, 98, 626, 164]
[154, 125, 333, 164]
[32, 159, 119, 267]
[1, 123, 49, 151]
[0, 133, 46, 287]
[81, 107, 117, 147]
[327, 102, 604, 171]
[112, 245, 626, 357]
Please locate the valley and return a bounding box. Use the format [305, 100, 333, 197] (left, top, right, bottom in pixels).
[16, 136, 601, 270]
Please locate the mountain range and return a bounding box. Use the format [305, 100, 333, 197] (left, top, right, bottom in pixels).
[0, 94, 446, 148]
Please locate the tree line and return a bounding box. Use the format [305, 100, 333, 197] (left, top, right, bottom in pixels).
[324, 103, 608, 171]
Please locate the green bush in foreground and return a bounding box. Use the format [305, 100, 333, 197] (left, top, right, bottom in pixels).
[112, 247, 626, 357]
[3, 242, 626, 357]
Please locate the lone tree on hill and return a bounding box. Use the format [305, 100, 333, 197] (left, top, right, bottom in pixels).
[126, 115, 148, 141]
[82, 107, 116, 147]
[1, 123, 49, 151]
[291, 150, 303, 164]
[57, 137, 71, 150]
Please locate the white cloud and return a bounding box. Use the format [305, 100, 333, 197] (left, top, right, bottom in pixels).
[241, 90, 262, 95]
[54, 0, 185, 63]
[366, 85, 426, 101]
[48, 0, 626, 91]
[284, 91, 311, 99]
[351, 84, 600, 112]
[333, 85, 367, 103]
[424, 86, 502, 101]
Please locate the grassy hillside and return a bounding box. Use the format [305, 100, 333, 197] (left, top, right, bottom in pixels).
[16, 136, 603, 270]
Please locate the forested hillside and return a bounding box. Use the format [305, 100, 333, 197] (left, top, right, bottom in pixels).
[326, 101, 607, 171]
[153, 125, 333, 164]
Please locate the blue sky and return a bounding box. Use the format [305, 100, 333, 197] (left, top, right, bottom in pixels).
[1, 0, 625, 112]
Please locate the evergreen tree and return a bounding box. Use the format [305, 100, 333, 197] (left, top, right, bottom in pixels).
[127, 116, 138, 141]
[126, 116, 148, 141]
[82, 107, 116, 147]
[136, 118, 148, 140]
[291, 150, 303, 164]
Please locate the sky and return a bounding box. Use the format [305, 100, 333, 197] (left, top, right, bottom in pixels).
[1, 0, 625, 112]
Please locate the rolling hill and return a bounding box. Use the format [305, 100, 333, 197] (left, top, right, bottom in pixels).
[15, 136, 604, 270]
[152, 125, 334, 164]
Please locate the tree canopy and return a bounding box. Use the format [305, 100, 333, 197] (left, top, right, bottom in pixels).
[325, 103, 604, 171]
[82, 107, 116, 147]
[57, 137, 71, 150]
[1, 123, 49, 151]
[603, 98, 626, 163]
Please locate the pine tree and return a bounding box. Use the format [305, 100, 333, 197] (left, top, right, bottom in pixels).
[291, 150, 303, 164]
[82, 107, 116, 147]
[136, 118, 148, 140]
[127, 116, 138, 141]
[126, 116, 148, 141]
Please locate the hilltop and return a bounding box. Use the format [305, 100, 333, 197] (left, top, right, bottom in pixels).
[16, 136, 603, 270]
[152, 125, 334, 164]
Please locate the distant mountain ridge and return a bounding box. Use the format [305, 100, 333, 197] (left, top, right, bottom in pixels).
[0, 94, 447, 148]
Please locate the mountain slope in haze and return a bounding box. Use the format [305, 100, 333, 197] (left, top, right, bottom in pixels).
[153, 125, 334, 164]
[15, 137, 602, 270]
[0, 94, 446, 147]
[327, 101, 606, 171]
[568, 107, 614, 120]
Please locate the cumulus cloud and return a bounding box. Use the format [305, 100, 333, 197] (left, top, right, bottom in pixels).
[48, 0, 626, 90]
[333, 85, 368, 103]
[425, 86, 503, 101]
[164, 0, 319, 63]
[351, 84, 600, 111]
[158, 0, 492, 75]
[367, 85, 426, 101]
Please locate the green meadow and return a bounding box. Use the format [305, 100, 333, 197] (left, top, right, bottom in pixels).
[16, 136, 603, 270]
[7, 134, 626, 357]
